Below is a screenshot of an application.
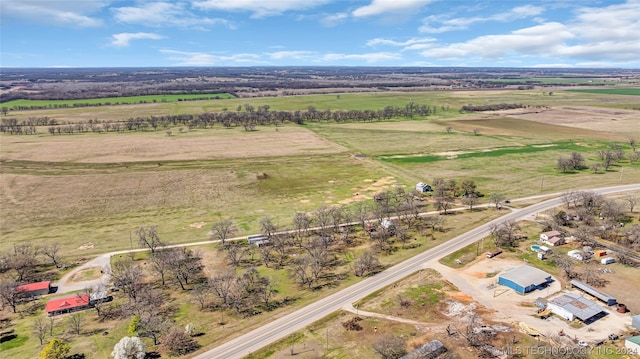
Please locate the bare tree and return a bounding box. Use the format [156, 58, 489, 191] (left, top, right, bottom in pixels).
[137, 311, 170, 345]
[354, 250, 381, 277]
[33, 317, 48, 345]
[489, 220, 520, 247]
[161, 327, 199, 356]
[292, 211, 311, 245]
[191, 284, 212, 310]
[259, 216, 277, 238]
[554, 254, 576, 279]
[67, 313, 83, 335]
[167, 248, 203, 290]
[353, 202, 372, 232]
[423, 215, 446, 234]
[149, 250, 171, 286]
[110, 259, 144, 302]
[210, 270, 237, 307]
[0, 280, 20, 313]
[136, 225, 163, 254]
[210, 219, 237, 246]
[223, 242, 248, 267]
[10, 243, 38, 281]
[372, 334, 407, 359]
[42, 243, 62, 268]
[489, 192, 506, 209]
[462, 193, 480, 210]
[48, 317, 56, 336]
[625, 195, 638, 213]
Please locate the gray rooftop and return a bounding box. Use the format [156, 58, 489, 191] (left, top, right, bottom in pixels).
[570, 279, 616, 303]
[499, 265, 551, 287]
[549, 292, 606, 321]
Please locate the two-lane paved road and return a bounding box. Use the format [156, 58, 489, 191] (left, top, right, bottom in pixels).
[193, 184, 640, 359]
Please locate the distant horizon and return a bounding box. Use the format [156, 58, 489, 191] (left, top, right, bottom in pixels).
[1, 1, 639, 68]
[1, 66, 638, 71]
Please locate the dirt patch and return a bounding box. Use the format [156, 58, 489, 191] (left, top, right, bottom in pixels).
[189, 222, 207, 229]
[445, 291, 474, 302]
[77, 243, 94, 250]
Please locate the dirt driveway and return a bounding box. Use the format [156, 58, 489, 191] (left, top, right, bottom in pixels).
[427, 258, 630, 344]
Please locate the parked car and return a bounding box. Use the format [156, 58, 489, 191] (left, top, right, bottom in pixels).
[578, 340, 588, 347]
[608, 334, 619, 340]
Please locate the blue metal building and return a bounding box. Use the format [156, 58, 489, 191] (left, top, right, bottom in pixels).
[498, 265, 553, 294]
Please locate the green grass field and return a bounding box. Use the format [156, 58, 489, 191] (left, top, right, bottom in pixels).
[566, 88, 640, 96]
[3, 93, 234, 109]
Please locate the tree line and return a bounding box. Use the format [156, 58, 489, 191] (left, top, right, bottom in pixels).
[0, 101, 440, 135]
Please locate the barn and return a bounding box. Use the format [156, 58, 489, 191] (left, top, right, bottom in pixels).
[497, 265, 552, 294]
[16, 281, 51, 298]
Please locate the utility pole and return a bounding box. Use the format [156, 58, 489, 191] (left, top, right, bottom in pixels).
[290, 333, 295, 355]
[326, 328, 329, 352]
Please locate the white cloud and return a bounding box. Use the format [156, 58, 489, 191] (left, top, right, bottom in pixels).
[321, 12, 349, 27]
[1, 0, 105, 27]
[112, 2, 233, 29]
[160, 50, 263, 66]
[423, 22, 574, 59]
[352, 0, 435, 17]
[419, 0, 640, 65]
[321, 52, 402, 63]
[267, 51, 315, 60]
[367, 37, 435, 47]
[111, 33, 164, 47]
[193, 0, 331, 18]
[419, 5, 544, 33]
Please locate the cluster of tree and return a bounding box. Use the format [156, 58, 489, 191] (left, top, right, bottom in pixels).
[554, 191, 640, 262]
[459, 103, 525, 112]
[432, 178, 484, 213]
[556, 142, 638, 173]
[556, 152, 586, 172]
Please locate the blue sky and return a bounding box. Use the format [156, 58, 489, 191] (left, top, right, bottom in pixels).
[1, 0, 639, 68]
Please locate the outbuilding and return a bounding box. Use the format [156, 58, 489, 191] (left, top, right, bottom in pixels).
[547, 292, 607, 324]
[415, 182, 432, 193]
[625, 336, 640, 354]
[497, 265, 553, 294]
[632, 315, 640, 330]
[570, 279, 616, 306]
[16, 281, 51, 298]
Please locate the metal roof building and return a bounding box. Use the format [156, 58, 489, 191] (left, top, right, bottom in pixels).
[497, 265, 553, 294]
[547, 292, 607, 324]
[570, 279, 617, 306]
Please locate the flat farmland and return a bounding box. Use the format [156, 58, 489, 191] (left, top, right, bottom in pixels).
[0, 125, 347, 163]
[2, 88, 640, 259]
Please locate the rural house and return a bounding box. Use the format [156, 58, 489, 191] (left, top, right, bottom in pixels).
[45, 291, 112, 316]
[540, 230, 564, 246]
[497, 265, 553, 294]
[16, 281, 51, 298]
[46, 294, 92, 316]
[415, 182, 432, 193]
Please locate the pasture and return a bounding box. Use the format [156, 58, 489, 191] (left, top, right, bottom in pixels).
[1, 88, 639, 258]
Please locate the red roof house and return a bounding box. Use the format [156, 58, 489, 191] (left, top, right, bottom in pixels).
[45, 294, 91, 316]
[16, 281, 51, 297]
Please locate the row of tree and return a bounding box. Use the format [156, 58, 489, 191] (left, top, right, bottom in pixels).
[0, 101, 440, 135]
